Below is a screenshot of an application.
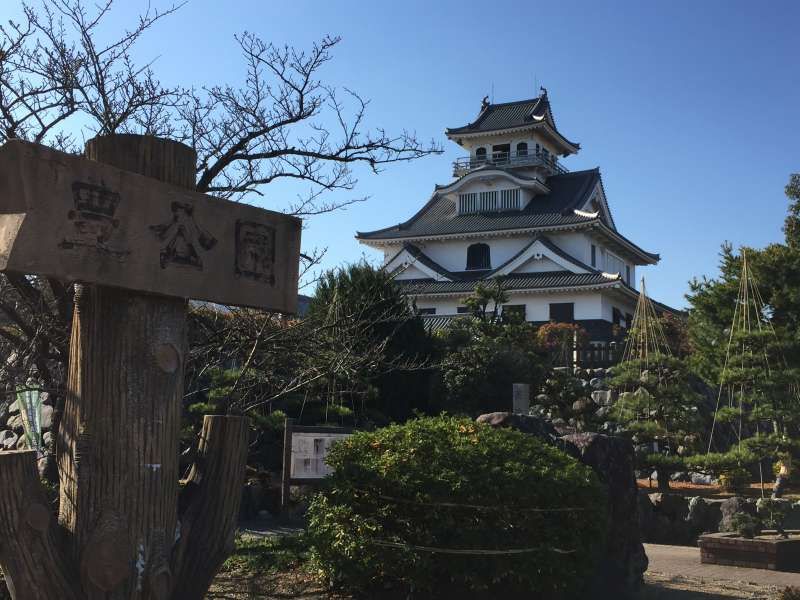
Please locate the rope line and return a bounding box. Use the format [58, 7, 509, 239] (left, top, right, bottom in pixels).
[365, 493, 592, 512]
[368, 539, 576, 556]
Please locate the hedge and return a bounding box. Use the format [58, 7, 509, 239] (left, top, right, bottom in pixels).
[307, 416, 606, 598]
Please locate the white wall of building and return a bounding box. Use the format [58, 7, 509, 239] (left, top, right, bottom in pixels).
[600, 294, 637, 324]
[459, 132, 561, 161]
[445, 177, 536, 211]
[414, 290, 604, 321]
[514, 255, 562, 273]
[383, 231, 597, 277]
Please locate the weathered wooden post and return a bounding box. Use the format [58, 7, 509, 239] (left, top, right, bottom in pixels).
[0, 136, 301, 599]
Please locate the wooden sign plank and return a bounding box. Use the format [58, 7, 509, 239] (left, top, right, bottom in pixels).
[0, 140, 301, 312]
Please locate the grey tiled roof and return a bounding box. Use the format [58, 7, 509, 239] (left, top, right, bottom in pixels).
[396, 272, 622, 296]
[445, 94, 579, 149]
[357, 168, 602, 240]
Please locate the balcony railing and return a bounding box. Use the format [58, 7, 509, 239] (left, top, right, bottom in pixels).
[452, 150, 568, 177]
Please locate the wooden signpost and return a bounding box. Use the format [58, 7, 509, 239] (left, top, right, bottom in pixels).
[0, 139, 300, 311]
[0, 135, 301, 600]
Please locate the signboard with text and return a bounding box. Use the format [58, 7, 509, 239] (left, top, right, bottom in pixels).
[281, 419, 352, 508]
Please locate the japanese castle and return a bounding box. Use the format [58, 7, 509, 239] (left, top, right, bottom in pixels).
[356, 90, 665, 343]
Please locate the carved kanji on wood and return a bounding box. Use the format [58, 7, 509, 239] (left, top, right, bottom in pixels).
[0, 134, 299, 600]
[0, 139, 301, 312]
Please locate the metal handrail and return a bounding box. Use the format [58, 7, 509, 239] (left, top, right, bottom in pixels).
[453, 151, 568, 176]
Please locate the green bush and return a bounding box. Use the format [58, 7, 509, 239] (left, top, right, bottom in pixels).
[730, 513, 761, 539]
[307, 416, 606, 598]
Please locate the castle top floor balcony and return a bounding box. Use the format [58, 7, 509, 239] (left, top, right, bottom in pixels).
[452, 150, 568, 178]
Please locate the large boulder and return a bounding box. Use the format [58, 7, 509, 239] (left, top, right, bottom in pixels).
[637, 492, 655, 540]
[719, 496, 757, 532]
[648, 493, 689, 521]
[560, 433, 647, 597]
[476, 416, 647, 596]
[475, 412, 558, 443]
[591, 390, 615, 406]
[686, 496, 723, 533]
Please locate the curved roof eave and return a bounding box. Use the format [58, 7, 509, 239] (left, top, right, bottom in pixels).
[445, 122, 579, 154]
[435, 166, 550, 195]
[592, 222, 660, 264]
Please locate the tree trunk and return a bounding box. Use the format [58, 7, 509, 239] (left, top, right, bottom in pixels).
[0, 135, 250, 599]
[172, 415, 249, 600]
[0, 450, 78, 599]
[58, 284, 187, 598]
[656, 468, 670, 492]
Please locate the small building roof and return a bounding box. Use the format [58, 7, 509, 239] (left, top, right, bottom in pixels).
[445, 92, 579, 154]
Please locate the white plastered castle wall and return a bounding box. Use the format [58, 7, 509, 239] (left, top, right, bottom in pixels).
[459, 132, 560, 160]
[413, 290, 604, 321]
[600, 293, 637, 323]
[383, 230, 596, 277]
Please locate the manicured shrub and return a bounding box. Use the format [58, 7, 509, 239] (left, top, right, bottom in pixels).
[308, 416, 606, 598]
[730, 513, 761, 539]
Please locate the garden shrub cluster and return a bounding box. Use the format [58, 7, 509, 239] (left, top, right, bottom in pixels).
[307, 416, 606, 598]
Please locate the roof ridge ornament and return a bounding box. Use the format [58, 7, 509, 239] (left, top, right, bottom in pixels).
[481, 95, 490, 111]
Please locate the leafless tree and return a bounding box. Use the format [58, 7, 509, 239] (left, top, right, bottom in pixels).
[0, 0, 440, 434]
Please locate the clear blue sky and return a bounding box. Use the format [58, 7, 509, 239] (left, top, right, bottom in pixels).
[4, 0, 799, 308]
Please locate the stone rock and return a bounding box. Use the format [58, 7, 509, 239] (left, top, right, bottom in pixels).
[0, 429, 18, 450]
[783, 503, 800, 530]
[595, 406, 611, 420]
[40, 405, 54, 431]
[600, 421, 617, 434]
[560, 432, 647, 595]
[475, 412, 559, 443]
[719, 496, 757, 532]
[0, 401, 9, 429]
[591, 390, 615, 406]
[589, 377, 605, 390]
[535, 393, 550, 405]
[7, 413, 23, 434]
[573, 367, 588, 380]
[571, 398, 594, 413]
[670, 471, 691, 482]
[648, 492, 689, 521]
[479, 416, 647, 594]
[686, 496, 722, 533]
[637, 492, 655, 539]
[43, 431, 55, 449]
[8, 400, 19, 416]
[690, 472, 714, 485]
[37, 453, 56, 480]
[16, 435, 27, 449]
[592, 368, 607, 378]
